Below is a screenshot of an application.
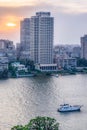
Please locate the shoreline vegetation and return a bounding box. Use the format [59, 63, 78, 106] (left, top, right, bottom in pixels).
[1, 58, 87, 79]
[1, 68, 87, 79]
[1, 65, 87, 79]
[8, 62, 87, 78]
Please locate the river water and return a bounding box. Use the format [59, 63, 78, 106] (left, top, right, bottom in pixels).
[0, 74, 87, 130]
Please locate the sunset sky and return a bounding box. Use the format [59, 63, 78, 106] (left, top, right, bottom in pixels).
[0, 0, 87, 45]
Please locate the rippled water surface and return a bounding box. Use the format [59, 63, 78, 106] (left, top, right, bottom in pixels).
[0, 74, 87, 130]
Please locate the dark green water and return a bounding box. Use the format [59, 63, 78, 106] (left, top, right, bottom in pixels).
[0, 74, 87, 130]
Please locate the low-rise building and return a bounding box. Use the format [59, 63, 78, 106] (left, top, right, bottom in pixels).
[0, 39, 16, 62]
[62, 57, 77, 69]
[35, 64, 58, 72]
[54, 45, 77, 69]
[54, 54, 77, 69]
[72, 46, 81, 58]
[11, 62, 28, 72]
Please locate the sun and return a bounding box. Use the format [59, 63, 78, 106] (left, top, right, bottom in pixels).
[6, 22, 16, 27]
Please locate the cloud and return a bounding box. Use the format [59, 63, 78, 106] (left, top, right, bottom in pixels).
[0, 0, 37, 6]
[0, 0, 87, 19]
[0, 0, 87, 44]
[0, 0, 87, 15]
[47, 0, 87, 14]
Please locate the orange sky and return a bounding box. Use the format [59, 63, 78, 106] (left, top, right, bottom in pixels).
[0, 16, 19, 30]
[0, 16, 20, 44]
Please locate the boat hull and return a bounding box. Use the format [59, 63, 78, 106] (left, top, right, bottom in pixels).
[58, 104, 82, 112]
[58, 108, 80, 112]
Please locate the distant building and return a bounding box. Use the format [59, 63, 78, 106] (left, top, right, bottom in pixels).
[20, 18, 30, 60]
[16, 43, 21, 59]
[62, 57, 77, 69]
[0, 57, 8, 71]
[72, 46, 81, 58]
[55, 55, 77, 69]
[0, 39, 16, 62]
[54, 45, 79, 58]
[81, 35, 87, 60]
[20, 51, 30, 60]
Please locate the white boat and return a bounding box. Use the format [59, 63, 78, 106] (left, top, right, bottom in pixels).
[51, 74, 59, 77]
[58, 104, 82, 112]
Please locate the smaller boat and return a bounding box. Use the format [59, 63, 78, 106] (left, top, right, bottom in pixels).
[58, 104, 82, 112]
[50, 74, 59, 77]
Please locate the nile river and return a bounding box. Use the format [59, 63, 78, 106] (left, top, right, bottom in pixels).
[0, 74, 87, 130]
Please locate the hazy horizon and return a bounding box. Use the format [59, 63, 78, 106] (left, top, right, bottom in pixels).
[0, 0, 87, 45]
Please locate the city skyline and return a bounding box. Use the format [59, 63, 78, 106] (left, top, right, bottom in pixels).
[0, 0, 87, 45]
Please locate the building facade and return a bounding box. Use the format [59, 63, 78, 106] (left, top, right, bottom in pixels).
[0, 57, 8, 71]
[72, 46, 81, 58]
[81, 35, 87, 60]
[20, 18, 30, 60]
[30, 12, 53, 64]
[54, 54, 77, 69]
[0, 39, 16, 62]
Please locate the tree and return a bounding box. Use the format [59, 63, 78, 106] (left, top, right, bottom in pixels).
[77, 58, 87, 67]
[25, 60, 35, 71]
[0, 69, 8, 79]
[11, 117, 59, 130]
[11, 125, 24, 130]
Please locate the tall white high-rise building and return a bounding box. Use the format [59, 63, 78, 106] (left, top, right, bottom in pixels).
[30, 12, 53, 64]
[81, 35, 87, 60]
